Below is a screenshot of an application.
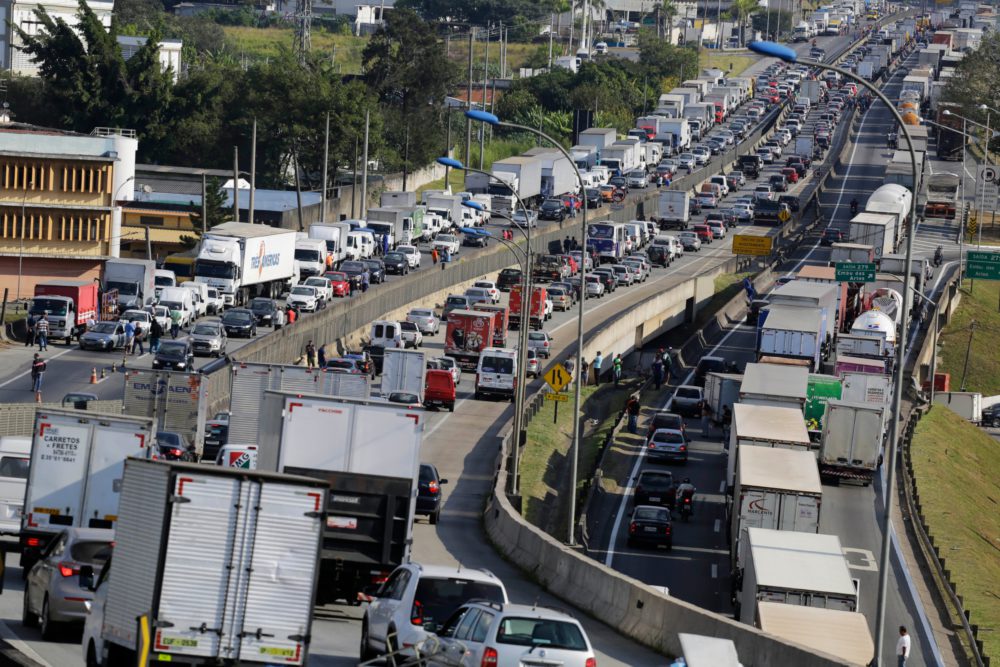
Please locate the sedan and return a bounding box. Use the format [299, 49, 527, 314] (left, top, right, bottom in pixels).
[471, 280, 500, 304]
[821, 228, 846, 245]
[647, 427, 689, 464]
[399, 321, 423, 349]
[416, 463, 448, 525]
[287, 285, 321, 312]
[627, 505, 672, 550]
[248, 297, 282, 327]
[189, 320, 227, 357]
[361, 259, 386, 284]
[527, 330, 553, 358]
[584, 275, 605, 298]
[509, 210, 538, 228]
[676, 231, 701, 251]
[696, 192, 718, 208]
[396, 244, 421, 268]
[79, 321, 126, 351]
[322, 271, 351, 296]
[633, 470, 676, 509]
[676, 153, 697, 170]
[220, 308, 257, 338]
[382, 251, 410, 275]
[463, 287, 493, 306]
[669, 384, 704, 417]
[152, 339, 195, 371]
[406, 308, 440, 335]
[539, 198, 567, 221]
[755, 148, 775, 164]
[23, 527, 112, 637]
[729, 204, 754, 223]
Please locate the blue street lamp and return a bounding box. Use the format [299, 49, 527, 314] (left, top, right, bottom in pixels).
[749, 39, 919, 665]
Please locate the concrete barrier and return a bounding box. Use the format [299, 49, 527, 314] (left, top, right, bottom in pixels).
[0, 399, 123, 437]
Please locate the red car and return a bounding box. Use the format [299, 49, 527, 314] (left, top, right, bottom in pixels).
[692, 224, 714, 243]
[781, 167, 800, 184]
[323, 271, 351, 297]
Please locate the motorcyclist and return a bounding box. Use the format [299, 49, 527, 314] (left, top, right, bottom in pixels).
[934, 245, 943, 267]
[676, 477, 696, 513]
[850, 198, 859, 215]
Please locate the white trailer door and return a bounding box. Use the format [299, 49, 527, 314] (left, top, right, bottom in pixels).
[25, 418, 91, 531]
[156, 474, 245, 660]
[80, 421, 149, 528]
[236, 481, 324, 665]
[778, 495, 820, 533]
[229, 365, 276, 444]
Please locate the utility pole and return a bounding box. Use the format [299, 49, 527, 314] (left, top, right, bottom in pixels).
[959, 320, 976, 391]
[352, 136, 359, 219]
[549, 14, 555, 67]
[145, 226, 152, 261]
[293, 143, 305, 231]
[321, 112, 330, 221]
[201, 174, 208, 234]
[403, 124, 410, 191]
[361, 109, 370, 218]
[249, 118, 257, 224]
[232, 147, 239, 222]
[466, 28, 475, 168]
[480, 26, 489, 170]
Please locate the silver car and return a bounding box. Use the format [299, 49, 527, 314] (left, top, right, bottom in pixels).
[189, 320, 228, 357]
[527, 330, 553, 358]
[78, 321, 126, 351]
[23, 527, 112, 637]
[407, 308, 440, 335]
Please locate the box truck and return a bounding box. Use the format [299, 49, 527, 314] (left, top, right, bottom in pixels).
[840, 371, 891, 407]
[380, 348, 427, 400]
[577, 128, 618, 152]
[194, 222, 298, 307]
[308, 221, 353, 265]
[757, 306, 825, 371]
[103, 258, 156, 311]
[727, 403, 812, 488]
[829, 242, 875, 264]
[366, 206, 425, 248]
[19, 408, 154, 569]
[509, 285, 548, 330]
[122, 369, 210, 459]
[83, 459, 326, 667]
[835, 355, 887, 377]
[933, 391, 983, 423]
[803, 373, 843, 433]
[819, 400, 885, 483]
[848, 213, 896, 259]
[738, 362, 808, 410]
[704, 372, 742, 423]
[736, 528, 858, 624]
[657, 190, 690, 226]
[523, 148, 578, 198]
[380, 190, 417, 208]
[30, 280, 99, 344]
[474, 156, 544, 217]
[730, 447, 822, 567]
[755, 603, 875, 667]
[257, 391, 423, 605]
[445, 309, 497, 370]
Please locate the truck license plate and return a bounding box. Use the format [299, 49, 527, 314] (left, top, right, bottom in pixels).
[327, 516, 358, 530]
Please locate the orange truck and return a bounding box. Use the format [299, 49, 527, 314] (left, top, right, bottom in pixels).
[472, 303, 509, 347]
[508, 285, 548, 330]
[445, 309, 496, 370]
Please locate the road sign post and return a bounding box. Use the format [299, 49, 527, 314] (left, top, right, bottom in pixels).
[732, 234, 773, 256]
[834, 262, 876, 283]
[543, 363, 571, 393]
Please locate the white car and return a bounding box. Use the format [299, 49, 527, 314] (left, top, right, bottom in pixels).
[406, 308, 440, 335]
[396, 244, 422, 268]
[691, 146, 711, 165]
[471, 280, 500, 303]
[145, 305, 171, 332]
[205, 288, 224, 315]
[585, 275, 605, 297]
[286, 285, 321, 312]
[677, 153, 697, 169]
[120, 309, 152, 335]
[303, 276, 333, 302]
[398, 320, 423, 348]
[433, 234, 460, 256]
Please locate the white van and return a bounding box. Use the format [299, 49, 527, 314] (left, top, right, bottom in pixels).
[475, 347, 518, 401]
[180, 281, 210, 317]
[346, 231, 375, 260]
[153, 269, 175, 299]
[0, 436, 30, 547]
[370, 320, 403, 349]
[157, 286, 196, 327]
[215, 444, 259, 469]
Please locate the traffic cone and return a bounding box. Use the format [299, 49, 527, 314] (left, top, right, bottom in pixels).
[90, 367, 97, 384]
[111, 362, 117, 373]
[101, 368, 107, 380]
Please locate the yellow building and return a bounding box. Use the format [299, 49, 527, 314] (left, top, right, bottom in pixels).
[120, 205, 196, 259]
[0, 122, 137, 300]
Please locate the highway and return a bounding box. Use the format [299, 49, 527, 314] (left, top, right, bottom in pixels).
[0, 25, 934, 667]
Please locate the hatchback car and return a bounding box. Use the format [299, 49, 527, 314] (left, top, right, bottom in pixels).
[152, 338, 195, 371]
[23, 527, 113, 638]
[677, 231, 701, 251]
[525, 348, 541, 378]
[361, 563, 508, 662]
[433, 602, 597, 667]
[383, 251, 410, 275]
[609, 264, 635, 286]
[627, 505, 673, 550]
[626, 169, 649, 189]
[220, 308, 257, 337]
[248, 297, 282, 327]
[464, 287, 493, 307]
[189, 320, 227, 357]
[471, 281, 500, 303]
[399, 321, 423, 349]
[539, 198, 567, 221]
[584, 274, 605, 298]
[443, 295, 473, 319]
[821, 228, 846, 245]
[287, 285, 321, 312]
[548, 287, 571, 311]
[633, 470, 676, 509]
[496, 268, 522, 292]
[646, 411, 685, 437]
[670, 385, 704, 417]
[322, 271, 351, 297]
[407, 308, 440, 335]
[416, 463, 448, 524]
[527, 330, 553, 358]
[79, 321, 127, 351]
[647, 428, 689, 464]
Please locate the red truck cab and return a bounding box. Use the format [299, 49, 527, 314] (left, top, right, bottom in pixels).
[31, 280, 99, 343]
[509, 285, 548, 330]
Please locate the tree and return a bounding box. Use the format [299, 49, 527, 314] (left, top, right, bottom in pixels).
[942, 32, 1000, 153]
[728, 0, 759, 46]
[660, 0, 679, 42]
[188, 176, 228, 242]
[751, 9, 793, 39]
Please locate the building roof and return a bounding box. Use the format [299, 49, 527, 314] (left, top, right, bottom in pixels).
[130, 188, 321, 213]
[740, 363, 808, 399]
[737, 447, 821, 494]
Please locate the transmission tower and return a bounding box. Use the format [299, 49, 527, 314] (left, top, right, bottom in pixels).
[294, 0, 312, 65]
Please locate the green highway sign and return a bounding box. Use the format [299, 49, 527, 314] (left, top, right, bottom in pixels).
[966, 250, 1000, 280]
[835, 262, 876, 283]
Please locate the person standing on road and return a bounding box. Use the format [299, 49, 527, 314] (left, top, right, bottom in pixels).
[30, 353, 46, 393]
[626, 396, 640, 434]
[132, 324, 146, 356]
[592, 351, 603, 385]
[897, 626, 911, 666]
[123, 319, 136, 352]
[662, 347, 673, 380]
[613, 354, 623, 387]
[652, 355, 665, 390]
[150, 318, 163, 354]
[305, 340, 317, 368]
[700, 400, 713, 436]
[361, 271, 370, 293]
[25, 313, 35, 347]
[169, 307, 182, 339]
[35, 313, 49, 352]
[318, 344, 327, 369]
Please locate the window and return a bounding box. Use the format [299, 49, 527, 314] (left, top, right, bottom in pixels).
[0, 456, 28, 479]
[140, 216, 165, 226]
[453, 608, 481, 640]
[470, 610, 495, 642]
[381, 569, 411, 601]
[496, 617, 588, 650]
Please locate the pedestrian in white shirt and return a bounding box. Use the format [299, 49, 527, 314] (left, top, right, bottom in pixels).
[897, 625, 911, 666]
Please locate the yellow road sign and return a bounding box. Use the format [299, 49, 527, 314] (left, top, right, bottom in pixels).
[778, 209, 791, 222]
[732, 234, 773, 256]
[545, 393, 569, 402]
[544, 363, 571, 393]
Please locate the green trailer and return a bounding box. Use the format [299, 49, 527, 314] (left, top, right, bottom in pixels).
[805, 374, 843, 433]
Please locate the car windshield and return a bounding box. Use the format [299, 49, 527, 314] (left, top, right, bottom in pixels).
[224, 311, 252, 324]
[30, 298, 69, 317]
[411, 310, 432, 318]
[122, 312, 147, 322]
[676, 387, 701, 399]
[446, 297, 466, 306]
[341, 262, 365, 272]
[528, 333, 547, 341]
[414, 577, 505, 631]
[158, 342, 187, 358]
[653, 430, 685, 444]
[474, 282, 492, 289]
[400, 322, 417, 332]
[70, 540, 112, 565]
[91, 322, 117, 334]
[635, 507, 670, 522]
[385, 253, 406, 262]
[291, 287, 314, 296]
[305, 279, 327, 287]
[250, 300, 273, 313]
[481, 356, 514, 374]
[326, 359, 356, 371]
[326, 273, 347, 282]
[496, 617, 588, 651]
[192, 324, 219, 336]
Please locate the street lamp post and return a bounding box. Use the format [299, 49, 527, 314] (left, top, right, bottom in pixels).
[465, 109, 589, 546]
[749, 40, 920, 666]
[436, 156, 536, 496]
[942, 108, 1000, 255]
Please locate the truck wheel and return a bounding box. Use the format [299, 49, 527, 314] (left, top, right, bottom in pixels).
[21, 592, 37, 628]
[448, 403, 454, 413]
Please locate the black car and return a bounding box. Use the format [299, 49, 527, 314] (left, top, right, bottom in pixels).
[539, 198, 567, 221]
[584, 188, 603, 208]
[591, 269, 617, 292]
[383, 251, 409, 275]
[361, 259, 386, 284]
[152, 339, 195, 371]
[221, 308, 257, 338]
[497, 268, 522, 292]
[462, 231, 488, 247]
[769, 174, 788, 192]
[155, 431, 196, 462]
[203, 412, 230, 460]
[608, 176, 629, 194]
[821, 228, 846, 245]
[647, 244, 670, 267]
[981, 404, 1000, 428]
[778, 194, 801, 213]
[627, 505, 673, 549]
[633, 470, 676, 509]
[248, 297, 281, 327]
[340, 260, 369, 289]
[694, 355, 728, 386]
[416, 463, 448, 524]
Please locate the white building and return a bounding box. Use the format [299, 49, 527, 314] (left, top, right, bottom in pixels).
[0, 0, 114, 74]
[117, 35, 183, 83]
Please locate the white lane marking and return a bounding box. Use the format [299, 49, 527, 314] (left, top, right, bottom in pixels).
[718, 480, 726, 493]
[0, 620, 54, 667]
[0, 346, 76, 389]
[713, 519, 721, 533]
[711, 564, 718, 579]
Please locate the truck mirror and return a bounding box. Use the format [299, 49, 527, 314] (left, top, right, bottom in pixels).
[79, 565, 95, 592]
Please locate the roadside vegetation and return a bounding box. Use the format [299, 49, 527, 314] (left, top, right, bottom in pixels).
[937, 282, 1000, 397]
[910, 406, 1000, 661]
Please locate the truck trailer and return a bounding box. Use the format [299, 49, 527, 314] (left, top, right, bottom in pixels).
[727, 403, 812, 489]
[380, 348, 427, 401]
[194, 222, 298, 306]
[818, 399, 885, 483]
[103, 258, 156, 311]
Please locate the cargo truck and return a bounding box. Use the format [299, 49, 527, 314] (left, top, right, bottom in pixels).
[683, 103, 716, 132]
[655, 94, 685, 118]
[380, 190, 417, 208]
[30, 280, 99, 344]
[800, 80, 824, 104]
[308, 221, 353, 266]
[848, 212, 896, 258]
[730, 447, 822, 567]
[444, 310, 496, 371]
[294, 236, 328, 278]
[380, 348, 427, 401]
[571, 145, 598, 171]
[509, 285, 548, 330]
[923, 172, 961, 220]
[103, 258, 156, 311]
[768, 282, 839, 332]
[577, 128, 618, 152]
[933, 391, 983, 423]
[470, 156, 544, 217]
[257, 391, 424, 606]
[704, 372, 742, 424]
[524, 148, 577, 198]
[757, 305, 825, 371]
[840, 371, 890, 407]
[20, 408, 154, 570]
[755, 603, 875, 667]
[738, 362, 808, 410]
[804, 374, 843, 434]
[82, 459, 326, 667]
[122, 369, 211, 459]
[736, 528, 858, 624]
[727, 403, 812, 489]
[655, 118, 692, 152]
[829, 242, 875, 264]
[471, 303, 509, 347]
[657, 190, 690, 226]
[194, 222, 298, 306]
[819, 399, 885, 483]
[225, 362, 370, 454]
[598, 146, 636, 174]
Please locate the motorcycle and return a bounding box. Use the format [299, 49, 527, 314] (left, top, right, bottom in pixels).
[934, 247, 943, 267]
[678, 492, 694, 522]
[850, 201, 859, 216]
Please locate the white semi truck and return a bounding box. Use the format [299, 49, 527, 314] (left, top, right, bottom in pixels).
[194, 221, 298, 306]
